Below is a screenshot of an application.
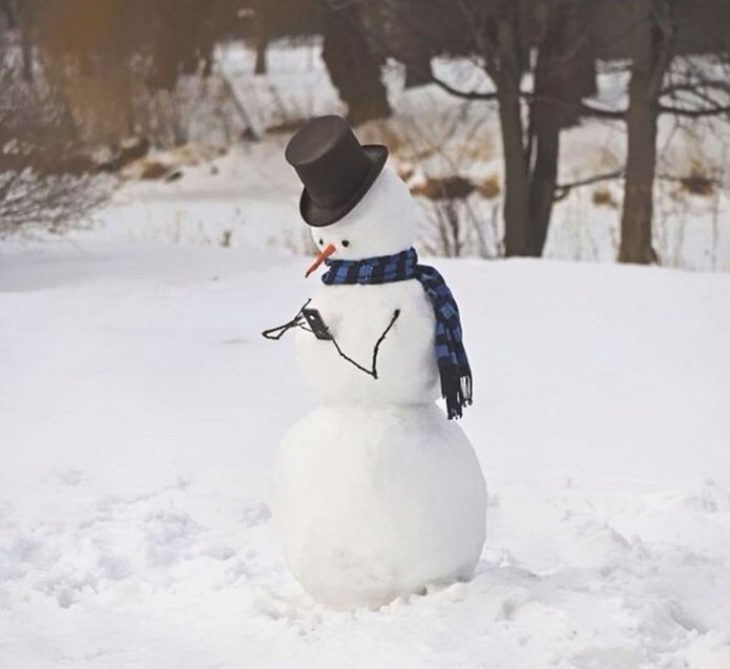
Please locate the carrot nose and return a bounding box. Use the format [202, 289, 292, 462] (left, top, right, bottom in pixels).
[305, 243, 336, 278]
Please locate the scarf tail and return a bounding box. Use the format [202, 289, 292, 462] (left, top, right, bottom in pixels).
[438, 360, 473, 420]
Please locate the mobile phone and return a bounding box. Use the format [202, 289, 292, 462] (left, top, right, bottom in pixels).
[302, 308, 333, 341]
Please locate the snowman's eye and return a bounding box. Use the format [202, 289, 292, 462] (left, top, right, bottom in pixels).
[318, 239, 324, 246]
[341, 239, 350, 247]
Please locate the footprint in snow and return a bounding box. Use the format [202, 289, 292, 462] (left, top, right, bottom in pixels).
[241, 502, 271, 527]
[57, 469, 88, 486]
[222, 336, 248, 345]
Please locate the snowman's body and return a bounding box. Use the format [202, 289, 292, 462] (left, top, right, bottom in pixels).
[297, 280, 439, 405]
[271, 167, 487, 610]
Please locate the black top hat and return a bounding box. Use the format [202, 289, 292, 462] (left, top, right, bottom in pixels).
[285, 115, 388, 227]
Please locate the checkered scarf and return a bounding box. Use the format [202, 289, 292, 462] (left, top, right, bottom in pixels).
[322, 247, 472, 419]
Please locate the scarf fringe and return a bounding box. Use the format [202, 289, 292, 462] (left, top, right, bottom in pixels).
[439, 361, 473, 420]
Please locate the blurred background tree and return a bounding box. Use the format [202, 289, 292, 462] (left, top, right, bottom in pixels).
[1, 0, 729, 265]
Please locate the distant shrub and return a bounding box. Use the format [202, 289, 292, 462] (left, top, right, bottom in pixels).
[476, 174, 501, 199]
[0, 169, 108, 237]
[410, 175, 475, 200]
[139, 161, 172, 180]
[592, 188, 618, 208]
[679, 173, 715, 197]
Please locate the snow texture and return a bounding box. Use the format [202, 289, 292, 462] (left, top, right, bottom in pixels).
[2, 232, 729, 668]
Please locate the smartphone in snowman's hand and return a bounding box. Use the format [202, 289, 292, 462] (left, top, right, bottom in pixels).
[302, 308, 333, 341]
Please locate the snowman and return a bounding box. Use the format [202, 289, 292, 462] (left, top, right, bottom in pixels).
[264, 115, 486, 610]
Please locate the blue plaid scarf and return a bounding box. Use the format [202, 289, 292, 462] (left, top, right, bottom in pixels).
[322, 247, 472, 419]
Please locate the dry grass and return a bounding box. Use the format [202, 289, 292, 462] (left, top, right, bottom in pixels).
[453, 137, 495, 163]
[595, 147, 622, 170]
[266, 118, 308, 135]
[476, 174, 501, 199]
[666, 159, 718, 200]
[396, 164, 415, 182]
[357, 118, 440, 163]
[592, 188, 619, 208]
[679, 172, 715, 197]
[357, 119, 409, 154]
[139, 161, 171, 180]
[410, 175, 475, 200]
[121, 143, 222, 180]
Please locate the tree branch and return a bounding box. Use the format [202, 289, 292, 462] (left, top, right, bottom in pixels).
[524, 91, 627, 120]
[656, 171, 721, 185]
[426, 79, 626, 122]
[575, 102, 626, 120]
[646, 1, 677, 99]
[552, 167, 724, 204]
[661, 80, 730, 96]
[553, 168, 625, 201]
[429, 73, 498, 101]
[658, 104, 730, 117]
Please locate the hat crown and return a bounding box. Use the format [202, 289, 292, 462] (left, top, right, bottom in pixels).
[285, 115, 349, 166]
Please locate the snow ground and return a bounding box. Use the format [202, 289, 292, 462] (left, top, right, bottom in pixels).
[1, 233, 729, 668]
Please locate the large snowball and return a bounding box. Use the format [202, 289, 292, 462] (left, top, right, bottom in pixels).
[271, 403, 487, 610]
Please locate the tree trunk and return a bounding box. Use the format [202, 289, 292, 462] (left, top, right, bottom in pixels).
[527, 0, 597, 256]
[498, 87, 532, 256]
[404, 56, 433, 89]
[254, 36, 268, 75]
[619, 85, 659, 264]
[492, 1, 532, 257]
[15, 0, 34, 82]
[253, 12, 268, 75]
[618, 0, 675, 264]
[1, 0, 15, 28]
[528, 113, 560, 255]
[322, 4, 391, 126]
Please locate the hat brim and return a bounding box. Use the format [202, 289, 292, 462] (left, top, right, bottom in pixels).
[299, 145, 388, 227]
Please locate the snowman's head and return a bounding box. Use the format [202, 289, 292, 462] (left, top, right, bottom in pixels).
[305, 167, 418, 274]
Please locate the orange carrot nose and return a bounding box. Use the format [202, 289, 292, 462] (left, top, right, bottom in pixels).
[305, 243, 336, 278]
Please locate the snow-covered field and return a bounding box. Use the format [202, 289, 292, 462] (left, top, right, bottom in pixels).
[1, 229, 729, 668]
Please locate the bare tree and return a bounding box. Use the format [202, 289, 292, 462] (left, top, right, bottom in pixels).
[0, 26, 108, 236]
[619, 0, 676, 264]
[527, 0, 597, 255]
[0, 170, 106, 237]
[618, 0, 730, 263]
[356, 0, 600, 257]
[352, 0, 730, 265]
[321, 1, 391, 125]
[247, 1, 392, 125]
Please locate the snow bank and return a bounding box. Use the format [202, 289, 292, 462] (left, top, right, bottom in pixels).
[1, 238, 729, 667]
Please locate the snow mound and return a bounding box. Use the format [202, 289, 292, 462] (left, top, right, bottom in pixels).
[271, 404, 486, 610]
